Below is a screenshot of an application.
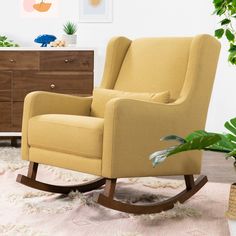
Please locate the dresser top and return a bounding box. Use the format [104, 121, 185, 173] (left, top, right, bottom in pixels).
[0, 47, 94, 51]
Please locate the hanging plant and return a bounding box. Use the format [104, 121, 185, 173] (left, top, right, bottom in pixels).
[213, 0, 236, 64]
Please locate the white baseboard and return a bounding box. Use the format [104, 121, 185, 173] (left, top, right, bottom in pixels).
[0, 132, 22, 137]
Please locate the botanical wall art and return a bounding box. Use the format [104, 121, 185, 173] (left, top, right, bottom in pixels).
[21, 0, 59, 17]
[79, 0, 113, 23]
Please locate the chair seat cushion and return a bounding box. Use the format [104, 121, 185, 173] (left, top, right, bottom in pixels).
[28, 114, 104, 159]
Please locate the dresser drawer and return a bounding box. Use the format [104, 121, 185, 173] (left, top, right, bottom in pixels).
[0, 71, 11, 101]
[0, 71, 12, 89]
[0, 90, 11, 101]
[0, 51, 39, 70]
[0, 102, 11, 125]
[13, 72, 93, 101]
[40, 51, 94, 71]
[12, 102, 23, 127]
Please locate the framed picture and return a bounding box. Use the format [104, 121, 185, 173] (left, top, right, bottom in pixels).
[79, 0, 113, 23]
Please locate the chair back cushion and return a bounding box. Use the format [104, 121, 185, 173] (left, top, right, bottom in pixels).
[114, 38, 192, 100]
[91, 88, 170, 118]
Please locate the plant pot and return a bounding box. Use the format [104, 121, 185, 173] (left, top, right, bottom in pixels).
[228, 219, 236, 235]
[226, 183, 236, 234]
[62, 34, 77, 47]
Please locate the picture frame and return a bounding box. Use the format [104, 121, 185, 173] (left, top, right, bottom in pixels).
[79, 0, 113, 23]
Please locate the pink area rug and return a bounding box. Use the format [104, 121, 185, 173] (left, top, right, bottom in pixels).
[0, 148, 231, 236]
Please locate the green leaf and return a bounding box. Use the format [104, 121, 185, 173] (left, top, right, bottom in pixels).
[217, 7, 226, 15]
[228, 52, 236, 64]
[213, 0, 224, 8]
[209, 133, 236, 152]
[225, 119, 236, 135]
[230, 117, 236, 127]
[0, 36, 7, 41]
[225, 133, 236, 143]
[220, 18, 231, 25]
[226, 29, 235, 42]
[232, 0, 236, 7]
[149, 146, 177, 167]
[150, 133, 222, 167]
[213, 0, 224, 5]
[185, 130, 209, 141]
[215, 28, 225, 39]
[168, 134, 222, 157]
[63, 21, 77, 35]
[226, 149, 236, 158]
[160, 135, 186, 144]
[227, 4, 236, 14]
[229, 43, 236, 52]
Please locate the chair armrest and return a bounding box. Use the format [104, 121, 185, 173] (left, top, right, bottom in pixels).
[21, 91, 92, 160]
[23, 91, 92, 117]
[102, 98, 202, 178]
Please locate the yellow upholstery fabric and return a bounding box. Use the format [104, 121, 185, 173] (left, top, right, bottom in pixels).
[100, 37, 131, 89]
[21, 34, 221, 178]
[21, 91, 92, 161]
[102, 35, 221, 178]
[91, 88, 170, 118]
[28, 114, 104, 159]
[29, 147, 102, 176]
[114, 38, 192, 100]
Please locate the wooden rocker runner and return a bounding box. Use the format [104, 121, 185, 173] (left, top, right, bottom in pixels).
[17, 35, 220, 214]
[17, 162, 208, 214]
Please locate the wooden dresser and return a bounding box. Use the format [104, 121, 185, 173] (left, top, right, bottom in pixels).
[0, 48, 94, 134]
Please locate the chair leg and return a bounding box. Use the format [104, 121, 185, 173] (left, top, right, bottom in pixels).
[103, 179, 117, 199]
[11, 137, 18, 147]
[27, 162, 38, 180]
[16, 162, 106, 194]
[97, 175, 208, 214]
[184, 175, 195, 190]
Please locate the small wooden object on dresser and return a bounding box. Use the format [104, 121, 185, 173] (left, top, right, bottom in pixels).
[0, 49, 94, 144]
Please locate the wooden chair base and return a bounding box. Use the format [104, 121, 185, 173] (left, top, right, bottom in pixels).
[16, 174, 106, 194]
[97, 175, 208, 214]
[16, 162, 106, 194]
[16, 162, 207, 214]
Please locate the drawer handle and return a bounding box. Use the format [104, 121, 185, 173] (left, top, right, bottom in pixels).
[64, 59, 73, 63]
[9, 59, 16, 63]
[50, 84, 56, 89]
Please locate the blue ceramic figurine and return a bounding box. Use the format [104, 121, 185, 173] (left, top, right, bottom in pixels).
[34, 34, 57, 47]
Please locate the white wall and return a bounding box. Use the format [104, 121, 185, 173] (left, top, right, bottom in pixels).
[0, 0, 235, 132]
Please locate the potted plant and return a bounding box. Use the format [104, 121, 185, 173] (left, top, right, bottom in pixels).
[62, 21, 78, 47]
[213, 0, 236, 64]
[0, 36, 19, 47]
[149, 117, 236, 234]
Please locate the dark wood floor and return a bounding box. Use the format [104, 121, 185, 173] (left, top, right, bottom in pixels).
[201, 151, 236, 183]
[0, 139, 235, 183]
